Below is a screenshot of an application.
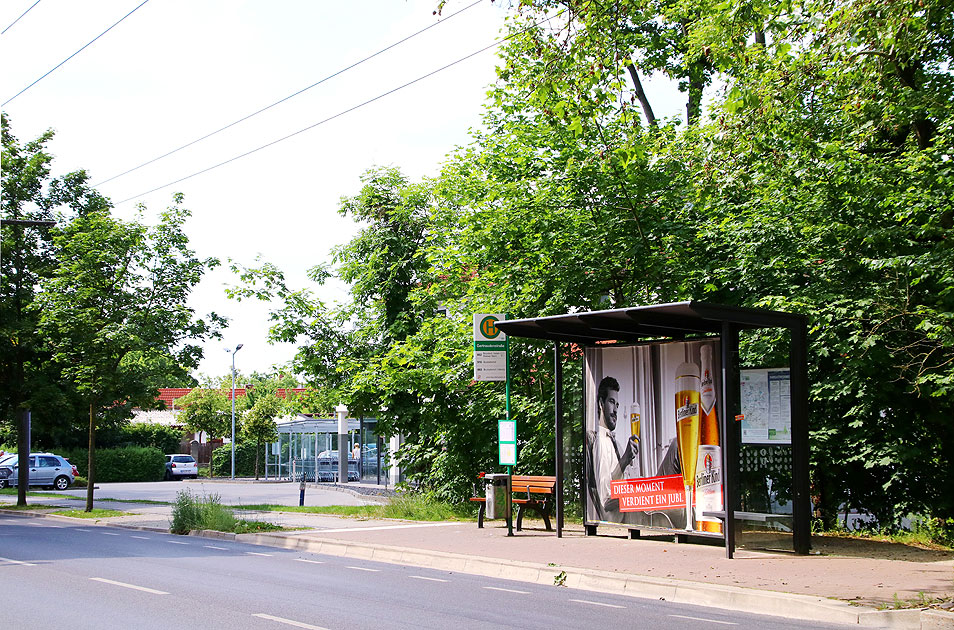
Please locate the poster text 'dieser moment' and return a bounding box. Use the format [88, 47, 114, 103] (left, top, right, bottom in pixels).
[611, 474, 687, 512]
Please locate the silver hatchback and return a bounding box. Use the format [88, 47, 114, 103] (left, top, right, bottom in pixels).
[0, 453, 76, 491]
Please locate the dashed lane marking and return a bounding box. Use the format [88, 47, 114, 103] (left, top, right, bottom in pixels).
[89, 577, 168, 595]
[246, 552, 273, 557]
[346, 566, 380, 572]
[0, 556, 36, 566]
[294, 558, 324, 565]
[204, 545, 228, 550]
[669, 615, 737, 625]
[483, 586, 530, 594]
[569, 599, 625, 609]
[409, 575, 448, 582]
[252, 613, 330, 630]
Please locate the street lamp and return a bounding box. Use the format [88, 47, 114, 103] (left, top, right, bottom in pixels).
[229, 344, 244, 479]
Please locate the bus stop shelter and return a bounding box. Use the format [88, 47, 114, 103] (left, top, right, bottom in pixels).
[495, 301, 810, 558]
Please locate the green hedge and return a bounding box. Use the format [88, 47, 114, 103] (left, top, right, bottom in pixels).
[212, 442, 266, 477]
[62, 446, 165, 482]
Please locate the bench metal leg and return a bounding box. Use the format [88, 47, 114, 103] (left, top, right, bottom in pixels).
[477, 503, 485, 528]
[541, 508, 552, 531]
[515, 504, 525, 531]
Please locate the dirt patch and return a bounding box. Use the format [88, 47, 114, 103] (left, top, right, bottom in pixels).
[811, 534, 954, 562]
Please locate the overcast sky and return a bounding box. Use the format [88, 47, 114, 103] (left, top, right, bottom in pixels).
[1, 0, 515, 379]
[2, 0, 689, 382]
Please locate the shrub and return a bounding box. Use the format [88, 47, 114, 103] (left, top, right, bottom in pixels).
[62, 446, 165, 482]
[211, 442, 266, 477]
[913, 516, 954, 547]
[170, 489, 203, 534]
[170, 489, 247, 534]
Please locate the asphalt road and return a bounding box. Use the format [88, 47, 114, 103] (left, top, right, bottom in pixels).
[54, 480, 374, 507]
[0, 514, 856, 630]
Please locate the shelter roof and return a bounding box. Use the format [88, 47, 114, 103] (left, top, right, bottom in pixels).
[494, 301, 806, 344]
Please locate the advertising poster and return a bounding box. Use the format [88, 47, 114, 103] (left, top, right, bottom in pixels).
[584, 339, 724, 534]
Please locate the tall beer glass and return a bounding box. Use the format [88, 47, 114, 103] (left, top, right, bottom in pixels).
[675, 360, 701, 531]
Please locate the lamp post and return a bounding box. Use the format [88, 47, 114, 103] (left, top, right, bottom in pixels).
[230, 344, 243, 479]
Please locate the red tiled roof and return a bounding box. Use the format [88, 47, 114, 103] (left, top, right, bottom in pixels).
[157, 387, 307, 408]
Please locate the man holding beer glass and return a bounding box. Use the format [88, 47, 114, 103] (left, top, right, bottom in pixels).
[586, 376, 639, 518]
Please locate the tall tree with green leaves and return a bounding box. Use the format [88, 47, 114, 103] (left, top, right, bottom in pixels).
[35, 198, 222, 510]
[175, 387, 238, 477]
[242, 393, 283, 480]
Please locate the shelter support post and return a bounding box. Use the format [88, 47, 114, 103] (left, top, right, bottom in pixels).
[554, 342, 564, 538]
[791, 320, 811, 555]
[720, 322, 740, 559]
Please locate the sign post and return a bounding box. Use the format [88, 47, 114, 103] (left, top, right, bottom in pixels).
[474, 314, 513, 535]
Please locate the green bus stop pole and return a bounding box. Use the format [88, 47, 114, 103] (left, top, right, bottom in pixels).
[506, 334, 513, 537]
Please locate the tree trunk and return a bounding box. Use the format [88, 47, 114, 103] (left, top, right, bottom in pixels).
[625, 63, 656, 128]
[86, 402, 95, 512]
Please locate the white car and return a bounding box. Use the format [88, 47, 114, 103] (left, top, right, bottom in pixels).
[164, 454, 198, 480]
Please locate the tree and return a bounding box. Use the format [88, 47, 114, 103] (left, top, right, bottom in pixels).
[242, 393, 283, 480]
[35, 198, 222, 510]
[175, 387, 237, 477]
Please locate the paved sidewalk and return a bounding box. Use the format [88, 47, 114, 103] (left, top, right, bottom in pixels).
[3, 490, 952, 629]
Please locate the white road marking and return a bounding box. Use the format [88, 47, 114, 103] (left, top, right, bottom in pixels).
[89, 577, 168, 595]
[669, 614, 737, 625]
[131, 535, 150, 540]
[409, 575, 448, 583]
[167, 540, 190, 545]
[246, 552, 273, 557]
[74, 528, 92, 532]
[569, 599, 625, 609]
[204, 545, 228, 550]
[317, 522, 459, 534]
[252, 613, 330, 629]
[483, 586, 530, 594]
[346, 566, 380, 572]
[294, 558, 324, 565]
[0, 556, 36, 566]
[102, 532, 120, 536]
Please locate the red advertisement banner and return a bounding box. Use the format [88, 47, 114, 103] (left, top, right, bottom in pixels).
[611, 474, 687, 512]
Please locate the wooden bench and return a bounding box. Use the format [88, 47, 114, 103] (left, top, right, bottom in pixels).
[470, 474, 556, 532]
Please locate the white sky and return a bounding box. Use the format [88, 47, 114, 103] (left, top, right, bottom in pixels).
[1, 0, 688, 381]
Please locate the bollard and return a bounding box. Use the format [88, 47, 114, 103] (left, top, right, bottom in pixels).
[299, 472, 306, 507]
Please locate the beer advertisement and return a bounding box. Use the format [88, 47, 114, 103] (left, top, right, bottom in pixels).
[584, 339, 724, 533]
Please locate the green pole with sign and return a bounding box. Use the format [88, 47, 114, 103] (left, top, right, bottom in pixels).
[474, 313, 514, 535]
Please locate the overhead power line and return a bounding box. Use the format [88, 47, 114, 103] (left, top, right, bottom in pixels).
[1, 0, 42, 35]
[94, 0, 482, 187]
[116, 11, 564, 206]
[2, 0, 151, 107]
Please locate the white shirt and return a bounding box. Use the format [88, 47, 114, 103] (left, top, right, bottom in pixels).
[596, 425, 625, 507]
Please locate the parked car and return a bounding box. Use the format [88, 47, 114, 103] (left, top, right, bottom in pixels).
[0, 453, 77, 490]
[164, 454, 198, 480]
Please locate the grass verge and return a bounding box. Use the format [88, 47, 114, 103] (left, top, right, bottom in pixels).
[0, 503, 57, 510]
[235, 493, 470, 521]
[51, 508, 131, 518]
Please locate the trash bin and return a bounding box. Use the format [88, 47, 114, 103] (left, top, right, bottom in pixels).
[484, 473, 511, 520]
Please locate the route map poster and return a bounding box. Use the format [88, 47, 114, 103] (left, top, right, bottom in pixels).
[740, 369, 792, 445]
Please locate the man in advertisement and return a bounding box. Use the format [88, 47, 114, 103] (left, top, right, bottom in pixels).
[585, 376, 639, 520]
